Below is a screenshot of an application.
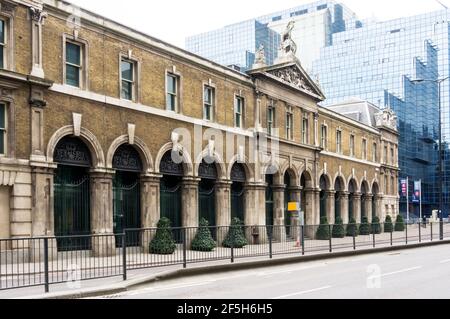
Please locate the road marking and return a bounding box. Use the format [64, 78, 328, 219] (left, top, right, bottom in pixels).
[379, 266, 422, 278]
[119, 281, 216, 297]
[440, 259, 450, 264]
[258, 264, 327, 277]
[272, 286, 332, 299]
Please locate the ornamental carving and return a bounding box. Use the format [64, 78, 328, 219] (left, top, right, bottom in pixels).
[0, 0, 17, 14]
[160, 150, 184, 176]
[199, 159, 218, 180]
[29, 7, 47, 23]
[112, 145, 142, 172]
[375, 108, 398, 131]
[268, 67, 315, 94]
[231, 163, 246, 182]
[54, 137, 92, 167]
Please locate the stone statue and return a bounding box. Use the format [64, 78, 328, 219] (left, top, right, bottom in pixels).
[280, 21, 297, 56]
[252, 44, 267, 69]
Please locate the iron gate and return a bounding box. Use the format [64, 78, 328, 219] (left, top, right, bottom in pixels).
[54, 165, 91, 251]
[160, 175, 182, 242]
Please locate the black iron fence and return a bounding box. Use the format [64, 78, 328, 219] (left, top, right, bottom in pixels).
[1, 221, 449, 293]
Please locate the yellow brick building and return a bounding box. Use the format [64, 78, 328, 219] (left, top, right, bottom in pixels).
[0, 0, 399, 251]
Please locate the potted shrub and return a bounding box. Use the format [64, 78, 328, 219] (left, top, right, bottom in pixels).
[149, 217, 177, 255]
[395, 215, 406, 232]
[371, 216, 382, 234]
[384, 215, 394, 233]
[316, 216, 331, 240]
[346, 217, 359, 237]
[223, 217, 248, 248]
[359, 217, 371, 235]
[191, 218, 216, 252]
[332, 216, 345, 238]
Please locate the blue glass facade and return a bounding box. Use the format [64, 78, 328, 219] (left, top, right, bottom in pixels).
[185, 0, 355, 71]
[312, 10, 450, 217]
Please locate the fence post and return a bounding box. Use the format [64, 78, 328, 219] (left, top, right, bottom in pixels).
[373, 229, 376, 248]
[183, 228, 187, 269]
[419, 221, 422, 243]
[269, 227, 273, 259]
[431, 222, 433, 242]
[44, 237, 49, 293]
[231, 226, 234, 263]
[390, 230, 393, 246]
[301, 225, 305, 256]
[122, 232, 127, 281]
[406, 222, 408, 245]
[329, 225, 332, 253]
[353, 227, 356, 251]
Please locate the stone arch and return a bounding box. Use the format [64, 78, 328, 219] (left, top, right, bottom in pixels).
[154, 142, 194, 176]
[372, 181, 380, 195]
[226, 155, 254, 182]
[334, 175, 346, 192]
[319, 172, 332, 191]
[278, 161, 300, 186]
[47, 125, 105, 168]
[106, 135, 154, 174]
[361, 179, 371, 195]
[194, 149, 227, 180]
[300, 169, 314, 189]
[347, 175, 360, 193]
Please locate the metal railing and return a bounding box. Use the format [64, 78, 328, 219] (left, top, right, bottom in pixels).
[1, 221, 449, 293]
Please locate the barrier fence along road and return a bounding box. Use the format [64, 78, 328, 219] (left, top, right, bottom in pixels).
[0, 221, 449, 293]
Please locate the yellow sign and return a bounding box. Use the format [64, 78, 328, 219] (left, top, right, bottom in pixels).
[288, 202, 300, 212]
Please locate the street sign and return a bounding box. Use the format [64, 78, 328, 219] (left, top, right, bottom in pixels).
[288, 202, 300, 212]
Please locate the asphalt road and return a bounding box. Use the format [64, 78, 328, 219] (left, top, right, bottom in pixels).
[94, 244, 450, 299]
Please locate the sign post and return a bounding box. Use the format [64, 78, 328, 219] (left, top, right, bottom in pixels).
[412, 180, 422, 221]
[401, 178, 409, 222]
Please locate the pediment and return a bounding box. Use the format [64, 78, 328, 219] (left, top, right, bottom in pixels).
[248, 60, 325, 101]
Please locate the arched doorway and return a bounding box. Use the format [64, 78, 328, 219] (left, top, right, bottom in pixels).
[230, 163, 246, 223]
[319, 175, 329, 220]
[112, 144, 142, 247]
[198, 158, 217, 227]
[361, 181, 370, 219]
[334, 177, 345, 220]
[54, 136, 92, 251]
[160, 150, 183, 241]
[348, 179, 358, 221]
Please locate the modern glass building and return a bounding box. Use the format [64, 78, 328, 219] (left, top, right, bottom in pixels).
[312, 10, 450, 217]
[186, 0, 357, 72]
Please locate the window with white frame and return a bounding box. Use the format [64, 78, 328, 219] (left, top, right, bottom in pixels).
[336, 130, 342, 154]
[65, 41, 83, 87]
[302, 113, 309, 144]
[166, 73, 178, 112]
[0, 103, 6, 155]
[321, 125, 328, 149]
[350, 135, 355, 157]
[121, 58, 135, 101]
[0, 19, 5, 69]
[234, 96, 244, 128]
[362, 139, 367, 160]
[267, 102, 275, 136]
[203, 85, 214, 121]
[286, 106, 293, 140]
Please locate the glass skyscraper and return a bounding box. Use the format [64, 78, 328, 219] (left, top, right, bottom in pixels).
[186, 0, 356, 72]
[313, 10, 449, 217]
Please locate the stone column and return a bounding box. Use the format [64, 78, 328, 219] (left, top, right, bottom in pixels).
[181, 177, 200, 247]
[374, 195, 383, 220]
[340, 192, 349, 224]
[272, 184, 286, 241]
[326, 191, 335, 225]
[140, 174, 161, 252]
[215, 180, 231, 243]
[244, 183, 267, 244]
[288, 186, 302, 243]
[304, 188, 320, 239]
[353, 193, 362, 224]
[90, 170, 115, 257]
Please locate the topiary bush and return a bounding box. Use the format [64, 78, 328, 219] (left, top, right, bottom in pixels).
[149, 217, 177, 255]
[395, 215, 405, 232]
[332, 216, 345, 238]
[384, 215, 394, 233]
[371, 216, 382, 234]
[346, 217, 359, 237]
[316, 216, 331, 240]
[223, 217, 248, 248]
[191, 218, 216, 252]
[359, 217, 370, 235]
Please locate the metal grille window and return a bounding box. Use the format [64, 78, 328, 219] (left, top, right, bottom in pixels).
[203, 85, 214, 121]
[350, 135, 355, 157]
[336, 130, 342, 154]
[286, 107, 293, 140]
[65, 42, 82, 87]
[0, 103, 5, 155]
[121, 59, 135, 101]
[166, 74, 178, 111]
[235, 96, 244, 128]
[267, 104, 275, 136]
[302, 113, 309, 144]
[321, 125, 328, 149]
[0, 20, 5, 69]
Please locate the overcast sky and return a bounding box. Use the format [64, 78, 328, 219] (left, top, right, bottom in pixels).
[68, 0, 450, 48]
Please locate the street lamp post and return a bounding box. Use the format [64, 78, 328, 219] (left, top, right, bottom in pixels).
[412, 77, 449, 240]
